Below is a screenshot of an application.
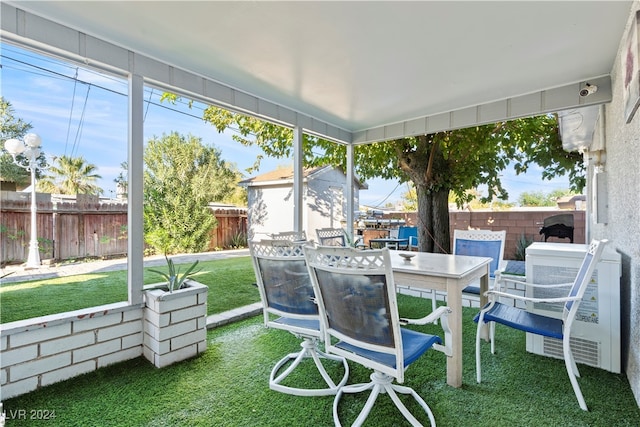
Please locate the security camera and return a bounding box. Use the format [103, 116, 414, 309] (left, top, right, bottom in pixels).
[579, 83, 598, 97]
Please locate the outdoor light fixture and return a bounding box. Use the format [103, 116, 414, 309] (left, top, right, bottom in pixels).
[4, 133, 44, 269]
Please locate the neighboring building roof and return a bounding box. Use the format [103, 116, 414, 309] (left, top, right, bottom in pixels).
[239, 165, 368, 189]
[556, 194, 586, 210]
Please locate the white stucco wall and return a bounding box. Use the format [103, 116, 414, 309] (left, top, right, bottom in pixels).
[591, 1, 640, 406]
[246, 184, 296, 240]
[246, 168, 359, 241]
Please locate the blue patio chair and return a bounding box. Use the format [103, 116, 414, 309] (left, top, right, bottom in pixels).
[474, 239, 608, 411]
[249, 239, 349, 396]
[453, 229, 506, 296]
[424, 229, 506, 323]
[397, 226, 418, 251]
[304, 245, 453, 426]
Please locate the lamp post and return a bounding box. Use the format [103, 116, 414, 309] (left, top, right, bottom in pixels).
[4, 133, 44, 269]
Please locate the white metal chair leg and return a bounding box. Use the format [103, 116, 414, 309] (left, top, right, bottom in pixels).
[431, 292, 439, 325]
[489, 321, 496, 354]
[270, 338, 349, 396]
[334, 371, 436, 427]
[475, 312, 485, 383]
[563, 336, 588, 411]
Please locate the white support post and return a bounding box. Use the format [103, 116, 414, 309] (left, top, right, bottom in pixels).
[346, 144, 355, 241]
[128, 73, 145, 305]
[293, 126, 304, 233]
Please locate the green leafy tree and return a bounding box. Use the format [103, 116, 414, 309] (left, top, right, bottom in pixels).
[0, 97, 48, 187]
[518, 189, 573, 207]
[165, 95, 584, 253]
[38, 155, 103, 195]
[143, 132, 237, 254]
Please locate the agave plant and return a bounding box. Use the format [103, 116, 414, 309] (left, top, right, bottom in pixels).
[148, 255, 202, 292]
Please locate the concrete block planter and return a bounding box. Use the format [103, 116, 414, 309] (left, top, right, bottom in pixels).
[143, 279, 208, 368]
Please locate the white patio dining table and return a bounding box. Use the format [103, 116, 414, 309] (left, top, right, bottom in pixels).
[391, 251, 492, 388]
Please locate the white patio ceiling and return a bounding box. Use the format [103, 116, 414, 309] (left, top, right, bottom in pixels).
[3, 1, 632, 144]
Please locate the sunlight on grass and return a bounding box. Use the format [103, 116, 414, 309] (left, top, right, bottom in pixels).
[0, 256, 259, 324]
[0, 274, 111, 292]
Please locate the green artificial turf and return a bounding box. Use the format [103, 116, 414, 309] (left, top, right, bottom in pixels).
[4, 295, 639, 426]
[0, 257, 259, 323]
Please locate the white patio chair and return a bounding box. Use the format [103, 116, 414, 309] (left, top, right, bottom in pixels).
[249, 239, 349, 396]
[270, 230, 307, 242]
[316, 227, 347, 246]
[316, 227, 365, 248]
[474, 239, 608, 411]
[304, 245, 453, 426]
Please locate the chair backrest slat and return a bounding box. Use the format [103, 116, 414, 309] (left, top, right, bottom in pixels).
[305, 246, 402, 370]
[453, 229, 506, 278]
[564, 240, 607, 318]
[250, 240, 318, 320]
[271, 230, 307, 242]
[316, 228, 347, 246]
[313, 268, 394, 346]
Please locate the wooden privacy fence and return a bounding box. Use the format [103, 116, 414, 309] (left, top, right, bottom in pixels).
[0, 192, 247, 266]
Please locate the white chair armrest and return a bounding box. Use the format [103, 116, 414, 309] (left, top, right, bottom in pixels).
[485, 289, 582, 304]
[400, 305, 451, 326]
[498, 276, 573, 289]
[401, 306, 453, 357]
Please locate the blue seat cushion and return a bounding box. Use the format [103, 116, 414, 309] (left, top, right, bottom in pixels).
[473, 302, 563, 339]
[335, 328, 441, 369]
[462, 284, 481, 295]
[274, 317, 320, 332]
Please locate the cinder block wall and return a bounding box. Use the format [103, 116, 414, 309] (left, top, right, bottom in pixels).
[388, 209, 586, 259]
[0, 303, 144, 400]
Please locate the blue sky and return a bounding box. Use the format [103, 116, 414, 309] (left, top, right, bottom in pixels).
[1, 43, 571, 207]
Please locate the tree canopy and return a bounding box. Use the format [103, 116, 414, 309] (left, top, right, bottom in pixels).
[0, 97, 48, 186]
[143, 132, 238, 254]
[164, 95, 584, 253]
[38, 155, 103, 195]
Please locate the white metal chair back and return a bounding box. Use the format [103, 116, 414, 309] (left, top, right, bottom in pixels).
[316, 227, 347, 246]
[271, 230, 307, 242]
[305, 246, 404, 378]
[251, 240, 316, 325]
[562, 239, 603, 324]
[453, 229, 506, 279]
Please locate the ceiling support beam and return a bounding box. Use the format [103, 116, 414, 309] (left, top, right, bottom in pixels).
[352, 75, 612, 145]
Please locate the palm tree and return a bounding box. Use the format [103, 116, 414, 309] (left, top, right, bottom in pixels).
[38, 155, 103, 195]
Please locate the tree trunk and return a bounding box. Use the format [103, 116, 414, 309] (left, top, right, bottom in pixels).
[416, 184, 450, 253]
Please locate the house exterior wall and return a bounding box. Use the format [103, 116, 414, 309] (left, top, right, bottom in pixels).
[246, 168, 358, 241]
[246, 184, 296, 240]
[594, 2, 640, 405]
[305, 168, 354, 236]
